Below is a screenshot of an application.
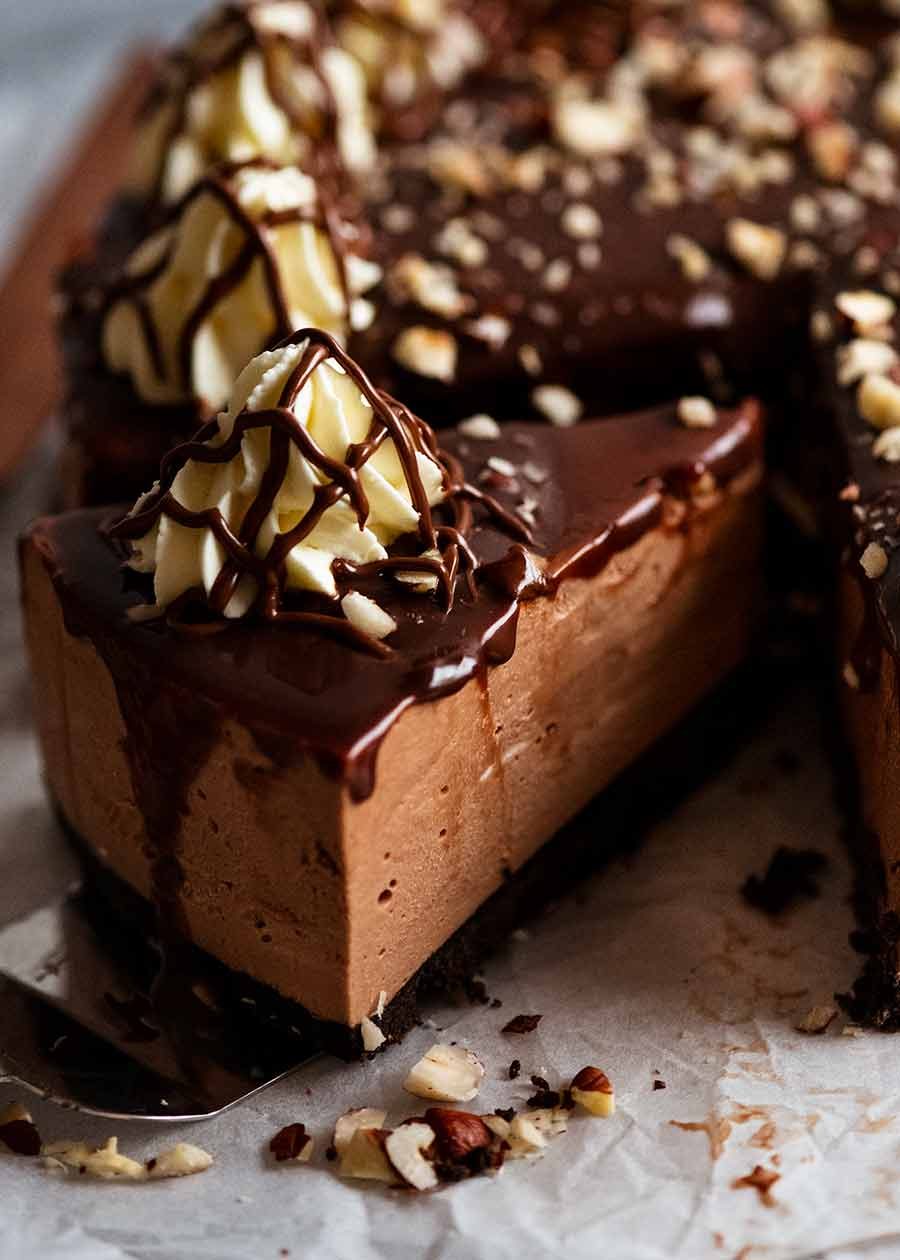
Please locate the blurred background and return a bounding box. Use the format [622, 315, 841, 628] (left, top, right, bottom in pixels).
[0, 0, 208, 265]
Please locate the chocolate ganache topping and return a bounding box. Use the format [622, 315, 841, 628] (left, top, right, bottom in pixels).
[109, 328, 529, 656]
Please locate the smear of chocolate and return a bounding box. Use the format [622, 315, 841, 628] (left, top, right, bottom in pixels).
[741, 847, 827, 916]
[502, 1013, 542, 1035]
[731, 1164, 780, 1207]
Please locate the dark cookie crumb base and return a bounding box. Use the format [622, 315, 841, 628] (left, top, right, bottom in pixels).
[838, 821, 900, 1031]
[61, 660, 781, 1061]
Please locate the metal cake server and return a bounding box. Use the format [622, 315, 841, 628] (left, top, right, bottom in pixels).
[0, 888, 317, 1122]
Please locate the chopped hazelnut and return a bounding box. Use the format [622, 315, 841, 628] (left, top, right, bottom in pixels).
[876, 71, 900, 133]
[666, 233, 712, 283]
[725, 218, 787, 281]
[810, 310, 833, 342]
[807, 121, 857, 182]
[43, 1137, 146, 1181]
[873, 427, 900, 463]
[424, 1108, 493, 1161]
[435, 217, 488, 267]
[843, 661, 861, 690]
[677, 396, 717, 429]
[790, 194, 821, 233]
[775, 0, 828, 31]
[795, 1003, 838, 1034]
[333, 1108, 388, 1156]
[561, 203, 602, 240]
[578, 241, 602, 269]
[836, 339, 899, 386]
[384, 1123, 438, 1190]
[532, 384, 583, 427]
[570, 1066, 615, 1117]
[858, 373, 900, 430]
[428, 142, 491, 196]
[341, 593, 397, 642]
[835, 290, 896, 336]
[860, 541, 889, 580]
[359, 1013, 388, 1051]
[524, 1107, 569, 1138]
[458, 414, 501, 440]
[404, 1044, 485, 1103]
[147, 1142, 214, 1178]
[339, 1127, 397, 1183]
[463, 314, 511, 349]
[392, 326, 458, 382]
[505, 1113, 548, 1160]
[391, 254, 472, 319]
[543, 258, 573, 293]
[553, 97, 640, 157]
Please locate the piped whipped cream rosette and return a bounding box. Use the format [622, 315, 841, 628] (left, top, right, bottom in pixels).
[110, 331, 516, 652]
[103, 162, 381, 413]
[130, 0, 376, 204]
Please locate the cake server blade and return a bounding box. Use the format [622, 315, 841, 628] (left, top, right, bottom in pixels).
[0, 888, 317, 1122]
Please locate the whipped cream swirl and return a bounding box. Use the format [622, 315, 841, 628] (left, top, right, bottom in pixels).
[103, 163, 381, 412]
[119, 333, 449, 639]
[130, 1, 375, 204]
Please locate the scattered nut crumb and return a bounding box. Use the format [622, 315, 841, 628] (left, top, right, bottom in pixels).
[360, 1013, 388, 1052]
[858, 373, 900, 430]
[458, 414, 501, 440]
[531, 384, 583, 427]
[404, 1044, 485, 1103]
[269, 1124, 314, 1163]
[392, 326, 458, 382]
[726, 218, 787, 281]
[861, 541, 889, 579]
[570, 1067, 615, 1117]
[147, 1142, 214, 1179]
[795, 1004, 838, 1035]
[677, 395, 717, 429]
[341, 593, 397, 642]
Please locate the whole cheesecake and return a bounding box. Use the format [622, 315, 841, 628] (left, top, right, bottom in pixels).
[20, 0, 900, 1048]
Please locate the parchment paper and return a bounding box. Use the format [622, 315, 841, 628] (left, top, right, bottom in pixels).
[3, 447, 900, 1260]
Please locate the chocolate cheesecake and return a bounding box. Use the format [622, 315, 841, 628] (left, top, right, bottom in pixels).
[20, 0, 900, 1048]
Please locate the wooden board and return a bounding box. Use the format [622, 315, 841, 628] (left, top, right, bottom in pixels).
[0, 51, 156, 484]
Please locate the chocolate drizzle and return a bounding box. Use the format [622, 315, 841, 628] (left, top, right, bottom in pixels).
[109, 328, 529, 655]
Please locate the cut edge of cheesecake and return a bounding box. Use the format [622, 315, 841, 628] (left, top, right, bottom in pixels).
[20, 400, 765, 1041]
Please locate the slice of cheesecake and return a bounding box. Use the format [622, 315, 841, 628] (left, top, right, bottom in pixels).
[20, 331, 764, 1052]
